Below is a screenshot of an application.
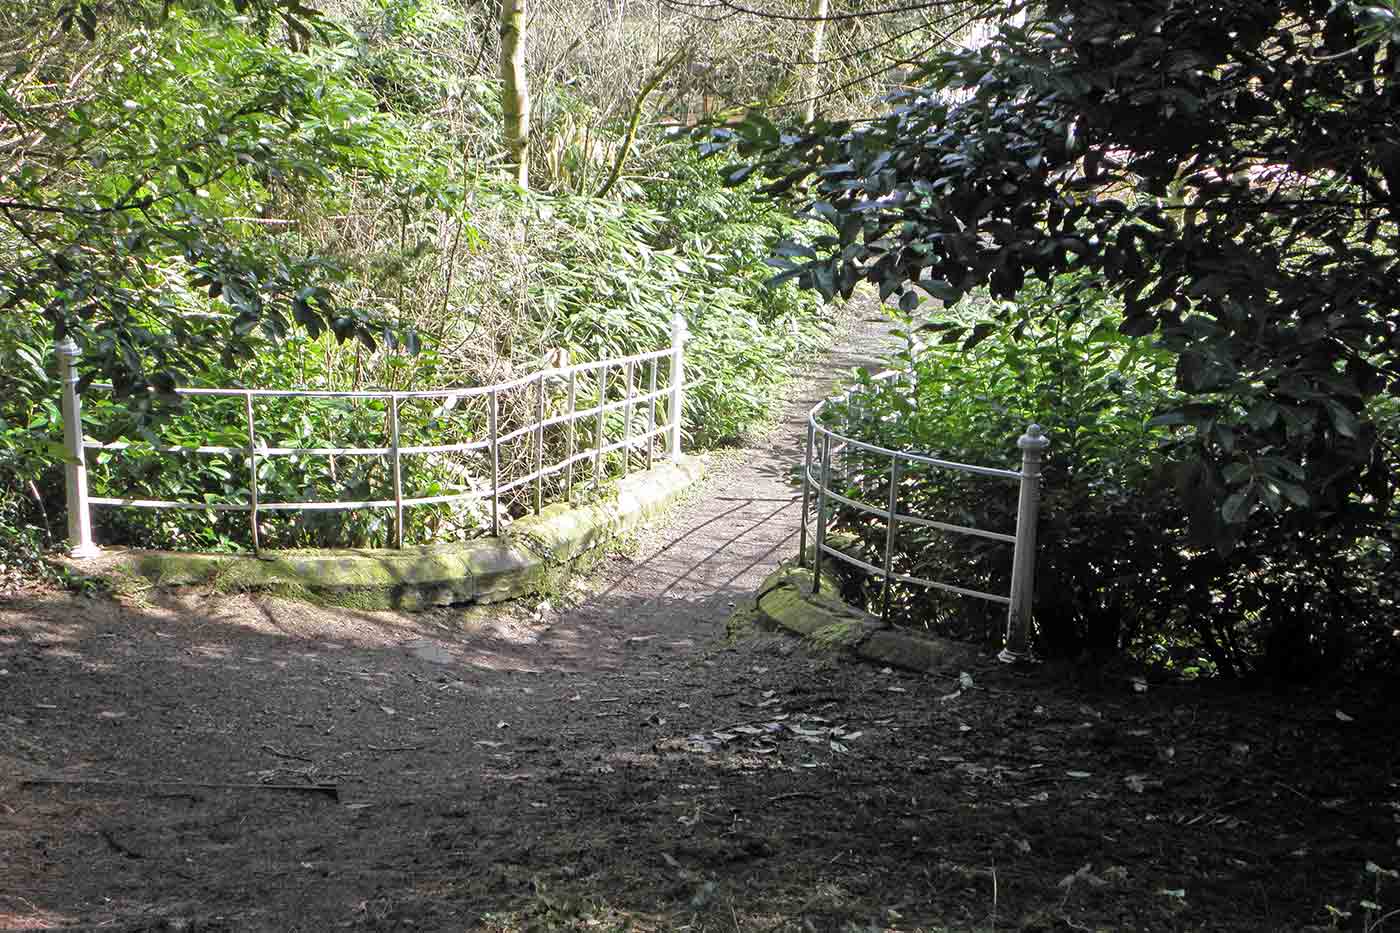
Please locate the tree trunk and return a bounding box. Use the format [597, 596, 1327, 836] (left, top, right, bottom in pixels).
[596, 47, 687, 198]
[499, 0, 531, 188]
[800, 0, 829, 124]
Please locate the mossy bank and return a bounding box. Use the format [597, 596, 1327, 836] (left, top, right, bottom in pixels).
[62, 459, 707, 611]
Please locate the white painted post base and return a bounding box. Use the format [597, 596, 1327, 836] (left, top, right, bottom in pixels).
[56, 337, 100, 559]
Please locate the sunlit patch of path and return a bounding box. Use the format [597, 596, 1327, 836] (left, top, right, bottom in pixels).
[532, 312, 896, 671]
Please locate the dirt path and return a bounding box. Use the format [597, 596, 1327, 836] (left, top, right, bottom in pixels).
[523, 311, 898, 673]
[2, 314, 1397, 932]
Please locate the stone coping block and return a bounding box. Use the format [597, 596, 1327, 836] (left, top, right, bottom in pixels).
[745, 561, 980, 674]
[70, 458, 707, 611]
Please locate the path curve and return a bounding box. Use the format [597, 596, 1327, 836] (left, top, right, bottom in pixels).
[531, 311, 896, 671]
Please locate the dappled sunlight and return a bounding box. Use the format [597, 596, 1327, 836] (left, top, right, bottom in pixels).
[0, 898, 74, 931]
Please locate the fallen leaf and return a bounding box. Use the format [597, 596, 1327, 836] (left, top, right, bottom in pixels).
[1335, 710, 1355, 723]
[959, 671, 974, 689]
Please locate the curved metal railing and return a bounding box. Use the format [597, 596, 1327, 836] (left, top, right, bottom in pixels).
[796, 366, 1049, 660]
[57, 315, 691, 556]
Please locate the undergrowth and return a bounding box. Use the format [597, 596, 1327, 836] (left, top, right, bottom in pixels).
[0, 2, 837, 572]
[817, 274, 1399, 678]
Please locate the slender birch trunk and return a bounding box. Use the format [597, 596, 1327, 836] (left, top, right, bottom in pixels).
[499, 0, 531, 188]
[800, 0, 829, 123]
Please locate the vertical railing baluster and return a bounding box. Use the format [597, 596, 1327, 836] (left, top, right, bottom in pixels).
[798, 420, 814, 568]
[55, 337, 98, 557]
[488, 388, 500, 537]
[622, 360, 635, 477]
[1002, 424, 1050, 663]
[668, 313, 686, 461]
[594, 364, 607, 486]
[243, 391, 261, 556]
[811, 432, 832, 595]
[564, 369, 578, 500]
[881, 454, 901, 622]
[646, 359, 657, 471]
[534, 373, 545, 515]
[390, 394, 403, 549]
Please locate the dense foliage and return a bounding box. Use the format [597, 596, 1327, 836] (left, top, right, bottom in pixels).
[821, 277, 1398, 677]
[717, 0, 1400, 553]
[0, 0, 835, 571]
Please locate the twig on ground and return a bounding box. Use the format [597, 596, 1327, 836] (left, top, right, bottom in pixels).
[261, 743, 314, 762]
[21, 777, 340, 801]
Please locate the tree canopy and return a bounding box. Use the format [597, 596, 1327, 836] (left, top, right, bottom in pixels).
[1, 0, 415, 401]
[712, 0, 1400, 544]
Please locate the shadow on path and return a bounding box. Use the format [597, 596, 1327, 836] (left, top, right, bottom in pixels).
[529, 312, 897, 670]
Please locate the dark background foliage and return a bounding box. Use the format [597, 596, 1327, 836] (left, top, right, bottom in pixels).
[818, 276, 1398, 678]
[715, 0, 1400, 555]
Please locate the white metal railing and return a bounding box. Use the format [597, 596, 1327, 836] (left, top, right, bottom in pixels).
[58, 314, 689, 556]
[796, 366, 1049, 662]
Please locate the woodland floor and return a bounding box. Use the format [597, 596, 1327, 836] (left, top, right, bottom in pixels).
[2, 317, 1399, 932]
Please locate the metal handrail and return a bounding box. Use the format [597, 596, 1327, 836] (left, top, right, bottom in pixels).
[82, 346, 674, 400]
[57, 314, 690, 556]
[795, 365, 1049, 661]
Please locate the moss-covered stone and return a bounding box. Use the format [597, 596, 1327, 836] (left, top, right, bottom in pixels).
[744, 560, 982, 674]
[91, 458, 706, 611]
[858, 628, 978, 671]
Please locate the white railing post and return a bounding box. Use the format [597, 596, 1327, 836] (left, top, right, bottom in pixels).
[646, 360, 657, 471]
[56, 337, 99, 558]
[594, 364, 607, 486]
[622, 359, 635, 477]
[390, 394, 403, 549]
[243, 391, 261, 556]
[881, 454, 901, 622]
[488, 388, 500, 537]
[534, 373, 545, 515]
[797, 421, 814, 568]
[1001, 423, 1049, 663]
[668, 313, 686, 461]
[811, 432, 832, 595]
[564, 370, 578, 498]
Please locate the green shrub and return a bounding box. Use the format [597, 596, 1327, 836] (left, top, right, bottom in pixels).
[0, 25, 835, 563]
[821, 274, 1398, 678]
